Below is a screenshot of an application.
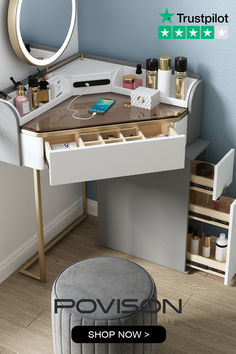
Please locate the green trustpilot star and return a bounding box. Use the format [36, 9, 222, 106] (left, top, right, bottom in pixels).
[173, 26, 186, 39]
[201, 26, 214, 39]
[160, 8, 175, 23]
[187, 26, 200, 39]
[158, 26, 172, 39]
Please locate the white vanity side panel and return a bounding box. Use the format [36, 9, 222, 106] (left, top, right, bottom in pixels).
[0, 100, 21, 166]
[213, 149, 235, 201]
[47, 135, 186, 186]
[21, 134, 44, 170]
[225, 200, 236, 285]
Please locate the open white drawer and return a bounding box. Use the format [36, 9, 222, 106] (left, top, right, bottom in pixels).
[45, 122, 186, 186]
[190, 149, 235, 200]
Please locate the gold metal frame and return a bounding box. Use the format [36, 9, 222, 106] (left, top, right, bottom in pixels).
[19, 170, 87, 282]
[8, 0, 77, 67]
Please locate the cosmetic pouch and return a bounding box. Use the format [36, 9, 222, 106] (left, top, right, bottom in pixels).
[131, 87, 160, 110]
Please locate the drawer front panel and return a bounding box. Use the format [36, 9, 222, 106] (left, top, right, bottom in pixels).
[190, 149, 235, 200]
[213, 149, 235, 200]
[46, 135, 186, 186]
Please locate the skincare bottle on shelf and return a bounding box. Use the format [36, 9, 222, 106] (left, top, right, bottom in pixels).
[175, 56, 187, 100]
[215, 233, 227, 262]
[146, 58, 158, 89]
[14, 85, 30, 117]
[135, 64, 144, 88]
[28, 76, 39, 111]
[39, 79, 49, 103]
[203, 234, 211, 258]
[158, 55, 172, 97]
[191, 230, 200, 255]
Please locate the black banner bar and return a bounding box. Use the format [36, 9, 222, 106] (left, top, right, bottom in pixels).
[72, 325, 166, 344]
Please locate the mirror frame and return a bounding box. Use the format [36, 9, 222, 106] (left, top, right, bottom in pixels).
[8, 0, 77, 67]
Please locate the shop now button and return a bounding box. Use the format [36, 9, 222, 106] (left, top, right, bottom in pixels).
[72, 326, 166, 343]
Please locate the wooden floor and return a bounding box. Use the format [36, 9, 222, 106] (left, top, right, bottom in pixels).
[0, 216, 236, 354]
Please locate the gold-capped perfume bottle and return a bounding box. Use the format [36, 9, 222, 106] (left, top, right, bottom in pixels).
[175, 56, 187, 100]
[39, 79, 49, 103]
[28, 76, 39, 111]
[146, 58, 158, 89]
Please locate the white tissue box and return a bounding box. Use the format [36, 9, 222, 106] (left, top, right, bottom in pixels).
[131, 87, 160, 110]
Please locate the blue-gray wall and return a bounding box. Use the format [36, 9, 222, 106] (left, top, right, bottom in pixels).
[78, 0, 236, 201]
[21, 0, 72, 48]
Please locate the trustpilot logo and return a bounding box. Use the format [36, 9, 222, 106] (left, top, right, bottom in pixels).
[158, 8, 229, 40]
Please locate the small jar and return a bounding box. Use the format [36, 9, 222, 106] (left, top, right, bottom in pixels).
[123, 75, 136, 90]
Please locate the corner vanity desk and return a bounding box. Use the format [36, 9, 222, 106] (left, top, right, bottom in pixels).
[1, 56, 236, 285]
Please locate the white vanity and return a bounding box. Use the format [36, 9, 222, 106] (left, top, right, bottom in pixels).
[1, 0, 236, 285]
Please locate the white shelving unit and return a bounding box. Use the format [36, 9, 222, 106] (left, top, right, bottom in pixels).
[187, 150, 236, 285]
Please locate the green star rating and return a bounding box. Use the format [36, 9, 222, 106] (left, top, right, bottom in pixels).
[158, 26, 172, 39]
[160, 8, 174, 23]
[158, 25, 216, 40]
[173, 26, 186, 39]
[201, 26, 214, 39]
[187, 26, 200, 39]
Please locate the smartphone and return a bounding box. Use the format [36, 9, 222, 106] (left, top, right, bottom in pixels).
[89, 98, 115, 115]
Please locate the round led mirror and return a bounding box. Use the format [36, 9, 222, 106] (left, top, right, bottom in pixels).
[8, 0, 77, 67]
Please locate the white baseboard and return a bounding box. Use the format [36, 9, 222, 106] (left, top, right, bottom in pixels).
[87, 199, 98, 217]
[0, 198, 83, 284]
[0, 197, 98, 283]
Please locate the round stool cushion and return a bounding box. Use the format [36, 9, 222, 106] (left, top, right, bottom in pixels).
[52, 257, 157, 354]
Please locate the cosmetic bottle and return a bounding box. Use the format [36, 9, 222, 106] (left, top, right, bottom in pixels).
[215, 233, 227, 262]
[14, 85, 30, 117]
[123, 75, 136, 90]
[158, 55, 172, 97]
[175, 56, 187, 100]
[188, 225, 193, 249]
[135, 64, 144, 88]
[203, 234, 211, 258]
[28, 76, 39, 111]
[146, 58, 158, 89]
[0, 91, 11, 101]
[39, 79, 49, 103]
[191, 230, 200, 255]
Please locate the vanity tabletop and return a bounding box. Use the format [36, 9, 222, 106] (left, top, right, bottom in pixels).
[21, 92, 187, 136]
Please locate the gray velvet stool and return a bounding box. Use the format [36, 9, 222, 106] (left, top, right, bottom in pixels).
[52, 257, 157, 354]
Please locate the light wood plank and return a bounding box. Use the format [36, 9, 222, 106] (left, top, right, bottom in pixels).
[158, 330, 225, 354]
[189, 203, 230, 222]
[189, 214, 229, 229]
[0, 317, 53, 354]
[1, 350, 17, 354]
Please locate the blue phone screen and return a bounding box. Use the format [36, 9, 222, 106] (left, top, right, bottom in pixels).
[89, 98, 115, 114]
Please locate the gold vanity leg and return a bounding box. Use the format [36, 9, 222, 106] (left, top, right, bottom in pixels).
[20, 170, 46, 282]
[34, 169, 46, 282]
[19, 170, 88, 282]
